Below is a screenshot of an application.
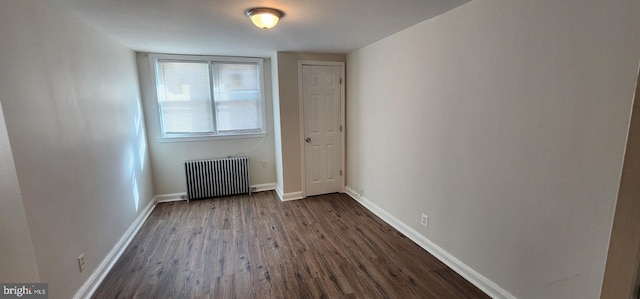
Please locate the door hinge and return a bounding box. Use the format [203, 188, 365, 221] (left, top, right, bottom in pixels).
[340, 78, 343, 84]
[340, 170, 343, 176]
[340, 125, 342, 132]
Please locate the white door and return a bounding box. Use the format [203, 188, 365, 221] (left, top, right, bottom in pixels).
[302, 64, 342, 197]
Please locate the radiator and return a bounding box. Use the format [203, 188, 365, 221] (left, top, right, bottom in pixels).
[185, 157, 251, 200]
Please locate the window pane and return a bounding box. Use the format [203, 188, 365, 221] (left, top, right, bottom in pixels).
[214, 63, 261, 132]
[157, 61, 213, 134]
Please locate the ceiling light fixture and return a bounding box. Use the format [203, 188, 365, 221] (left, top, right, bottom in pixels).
[245, 7, 284, 29]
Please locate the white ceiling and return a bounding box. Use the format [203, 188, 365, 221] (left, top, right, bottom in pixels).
[51, 0, 470, 57]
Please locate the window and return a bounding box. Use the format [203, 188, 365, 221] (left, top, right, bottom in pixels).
[151, 54, 265, 139]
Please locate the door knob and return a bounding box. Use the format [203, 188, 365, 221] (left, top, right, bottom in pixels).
[305, 137, 311, 143]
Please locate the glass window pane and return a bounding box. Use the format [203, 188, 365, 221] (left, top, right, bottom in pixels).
[157, 61, 213, 134]
[214, 63, 261, 132]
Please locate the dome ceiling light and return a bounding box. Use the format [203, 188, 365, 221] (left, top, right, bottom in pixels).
[245, 7, 284, 29]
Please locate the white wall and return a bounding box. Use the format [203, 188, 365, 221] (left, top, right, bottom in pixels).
[601, 71, 640, 299]
[136, 53, 276, 196]
[0, 1, 154, 298]
[273, 52, 346, 196]
[271, 53, 285, 194]
[346, 0, 640, 298]
[0, 102, 40, 282]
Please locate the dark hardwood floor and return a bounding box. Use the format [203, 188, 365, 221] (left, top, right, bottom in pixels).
[92, 191, 489, 298]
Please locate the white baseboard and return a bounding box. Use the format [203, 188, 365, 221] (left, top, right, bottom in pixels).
[274, 185, 304, 201]
[275, 184, 284, 199]
[154, 192, 186, 203]
[252, 183, 276, 192]
[154, 183, 277, 203]
[344, 186, 515, 299]
[281, 191, 303, 201]
[73, 198, 156, 299]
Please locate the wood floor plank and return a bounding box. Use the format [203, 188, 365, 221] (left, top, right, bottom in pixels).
[92, 191, 489, 299]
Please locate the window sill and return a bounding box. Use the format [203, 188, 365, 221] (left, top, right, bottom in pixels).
[159, 132, 266, 143]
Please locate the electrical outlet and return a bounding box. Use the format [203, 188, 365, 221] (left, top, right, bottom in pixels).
[78, 253, 86, 272]
[261, 160, 268, 168]
[420, 213, 429, 227]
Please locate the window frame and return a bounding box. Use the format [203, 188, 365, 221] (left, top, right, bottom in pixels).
[149, 53, 267, 142]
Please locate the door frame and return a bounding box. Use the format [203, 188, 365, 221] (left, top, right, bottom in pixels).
[298, 60, 346, 198]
